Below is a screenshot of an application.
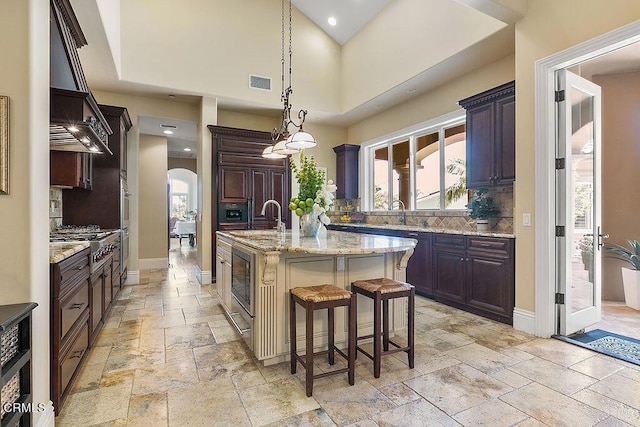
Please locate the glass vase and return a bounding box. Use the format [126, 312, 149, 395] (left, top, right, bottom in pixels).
[300, 212, 322, 237]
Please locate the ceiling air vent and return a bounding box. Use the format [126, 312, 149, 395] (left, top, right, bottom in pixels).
[249, 74, 271, 91]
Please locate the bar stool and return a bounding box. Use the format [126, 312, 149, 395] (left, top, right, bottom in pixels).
[351, 278, 415, 378]
[290, 284, 356, 397]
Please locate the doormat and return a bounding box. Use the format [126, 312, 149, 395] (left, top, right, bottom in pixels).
[555, 329, 640, 366]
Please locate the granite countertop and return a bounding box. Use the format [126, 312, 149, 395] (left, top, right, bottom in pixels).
[331, 223, 515, 239]
[49, 242, 90, 263]
[217, 229, 417, 254]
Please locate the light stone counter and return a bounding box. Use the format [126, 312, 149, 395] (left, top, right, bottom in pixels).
[216, 229, 416, 365]
[49, 242, 90, 263]
[217, 229, 417, 254]
[330, 222, 514, 239]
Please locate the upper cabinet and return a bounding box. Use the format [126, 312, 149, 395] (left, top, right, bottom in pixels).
[333, 144, 360, 199]
[459, 81, 515, 189]
[98, 105, 132, 178]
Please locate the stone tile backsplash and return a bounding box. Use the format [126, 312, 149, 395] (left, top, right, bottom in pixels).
[49, 187, 63, 231]
[330, 186, 514, 234]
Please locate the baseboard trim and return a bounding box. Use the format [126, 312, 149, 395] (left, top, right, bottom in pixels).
[126, 270, 140, 285]
[35, 401, 54, 427]
[195, 265, 212, 285]
[139, 258, 168, 270]
[513, 307, 536, 335]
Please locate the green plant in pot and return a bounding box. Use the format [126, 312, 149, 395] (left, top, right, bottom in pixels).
[604, 239, 640, 310]
[466, 188, 500, 231]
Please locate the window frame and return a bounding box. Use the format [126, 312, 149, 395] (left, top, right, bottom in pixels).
[361, 110, 466, 212]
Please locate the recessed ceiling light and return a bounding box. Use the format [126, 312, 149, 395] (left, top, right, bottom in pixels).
[168, 94, 176, 99]
[406, 88, 416, 94]
[183, 147, 192, 152]
[328, 16, 337, 26]
[375, 105, 383, 109]
[163, 130, 174, 135]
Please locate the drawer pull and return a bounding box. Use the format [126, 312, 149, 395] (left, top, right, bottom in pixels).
[71, 349, 85, 359]
[70, 303, 85, 310]
[408, 233, 419, 237]
[76, 265, 85, 271]
[480, 243, 491, 247]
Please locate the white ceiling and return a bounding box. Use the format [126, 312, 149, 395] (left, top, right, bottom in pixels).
[290, 0, 392, 45]
[138, 116, 198, 159]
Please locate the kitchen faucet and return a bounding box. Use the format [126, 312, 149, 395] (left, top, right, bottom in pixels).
[261, 200, 285, 236]
[390, 200, 406, 225]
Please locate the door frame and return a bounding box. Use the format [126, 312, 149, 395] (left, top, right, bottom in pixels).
[534, 21, 640, 337]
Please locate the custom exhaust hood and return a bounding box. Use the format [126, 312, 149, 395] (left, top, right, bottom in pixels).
[50, 88, 113, 154]
[49, 0, 113, 154]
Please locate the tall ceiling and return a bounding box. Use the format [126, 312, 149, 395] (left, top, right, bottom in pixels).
[67, 1, 640, 158]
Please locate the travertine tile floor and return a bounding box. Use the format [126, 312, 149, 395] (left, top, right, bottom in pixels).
[56, 241, 640, 426]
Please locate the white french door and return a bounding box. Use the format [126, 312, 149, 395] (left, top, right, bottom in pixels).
[556, 69, 603, 336]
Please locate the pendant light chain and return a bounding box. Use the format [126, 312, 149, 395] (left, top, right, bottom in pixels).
[263, 0, 316, 158]
[288, 0, 293, 92]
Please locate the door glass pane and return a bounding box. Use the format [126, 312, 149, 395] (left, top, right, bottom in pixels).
[444, 124, 467, 209]
[570, 88, 595, 313]
[373, 147, 389, 210]
[416, 132, 440, 209]
[391, 140, 410, 209]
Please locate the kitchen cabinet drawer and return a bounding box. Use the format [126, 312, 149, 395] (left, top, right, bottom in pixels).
[56, 249, 90, 292]
[59, 317, 89, 399]
[467, 236, 509, 255]
[433, 234, 465, 248]
[59, 281, 89, 342]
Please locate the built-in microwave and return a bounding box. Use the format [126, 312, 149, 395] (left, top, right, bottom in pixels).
[218, 203, 247, 223]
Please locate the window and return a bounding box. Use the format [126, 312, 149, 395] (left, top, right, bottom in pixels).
[170, 179, 189, 218]
[363, 112, 467, 211]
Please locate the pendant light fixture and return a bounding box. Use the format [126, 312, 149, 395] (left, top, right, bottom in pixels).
[262, 0, 316, 158]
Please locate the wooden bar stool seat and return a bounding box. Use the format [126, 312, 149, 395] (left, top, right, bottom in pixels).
[290, 284, 356, 397]
[351, 278, 415, 378]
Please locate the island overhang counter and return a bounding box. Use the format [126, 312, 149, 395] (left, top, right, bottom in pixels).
[216, 229, 417, 365]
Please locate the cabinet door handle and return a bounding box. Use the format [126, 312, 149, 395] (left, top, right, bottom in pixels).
[71, 349, 85, 359]
[71, 303, 85, 310]
[460, 257, 464, 261]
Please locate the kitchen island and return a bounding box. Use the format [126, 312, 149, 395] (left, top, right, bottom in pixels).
[216, 229, 416, 365]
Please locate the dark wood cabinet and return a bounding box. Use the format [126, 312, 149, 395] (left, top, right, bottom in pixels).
[98, 105, 132, 179]
[399, 231, 432, 296]
[50, 151, 93, 190]
[210, 125, 292, 271]
[50, 248, 91, 410]
[328, 225, 514, 323]
[0, 302, 38, 427]
[432, 234, 467, 304]
[459, 81, 515, 189]
[465, 236, 515, 321]
[219, 167, 250, 203]
[432, 234, 514, 324]
[333, 144, 360, 199]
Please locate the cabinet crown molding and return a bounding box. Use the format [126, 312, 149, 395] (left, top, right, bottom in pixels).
[458, 80, 515, 109]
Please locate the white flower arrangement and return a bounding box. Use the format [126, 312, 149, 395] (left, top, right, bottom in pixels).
[313, 180, 337, 225]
